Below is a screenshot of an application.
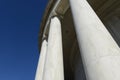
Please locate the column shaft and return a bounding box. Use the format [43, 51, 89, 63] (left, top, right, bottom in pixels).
[35, 40, 47, 80]
[70, 0, 120, 80]
[43, 17, 64, 80]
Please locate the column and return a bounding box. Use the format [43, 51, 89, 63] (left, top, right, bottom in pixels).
[43, 17, 64, 80]
[69, 0, 120, 80]
[35, 40, 47, 80]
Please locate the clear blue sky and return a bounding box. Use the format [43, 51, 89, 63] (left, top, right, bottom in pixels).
[0, 0, 48, 80]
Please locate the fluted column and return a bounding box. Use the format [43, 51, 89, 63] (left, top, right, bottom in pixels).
[69, 0, 120, 80]
[43, 17, 64, 80]
[35, 40, 47, 80]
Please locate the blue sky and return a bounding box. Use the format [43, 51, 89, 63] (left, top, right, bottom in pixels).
[0, 0, 48, 80]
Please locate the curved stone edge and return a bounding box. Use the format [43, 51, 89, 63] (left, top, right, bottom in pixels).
[38, 0, 56, 51]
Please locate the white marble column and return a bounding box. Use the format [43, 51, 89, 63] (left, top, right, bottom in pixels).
[43, 17, 64, 80]
[35, 40, 47, 80]
[69, 0, 120, 80]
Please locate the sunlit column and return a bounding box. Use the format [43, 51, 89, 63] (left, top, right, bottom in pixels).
[35, 40, 47, 80]
[70, 0, 120, 80]
[43, 17, 64, 80]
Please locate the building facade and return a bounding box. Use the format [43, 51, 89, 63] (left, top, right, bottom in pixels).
[35, 0, 120, 80]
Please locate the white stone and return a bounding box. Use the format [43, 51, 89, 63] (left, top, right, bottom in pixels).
[43, 17, 64, 80]
[70, 0, 120, 80]
[35, 40, 47, 80]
